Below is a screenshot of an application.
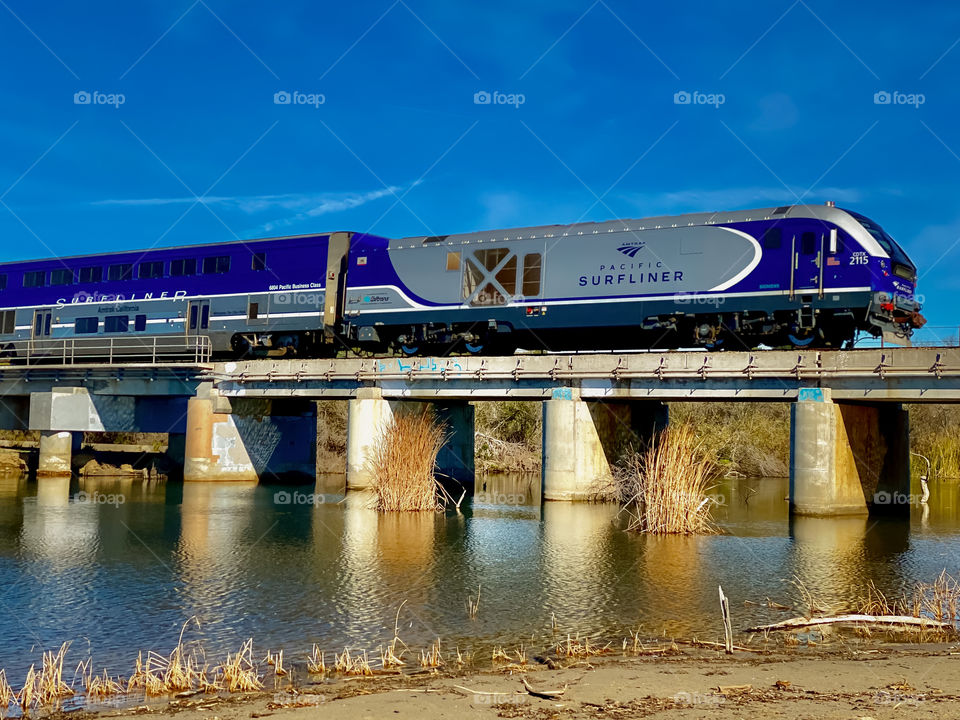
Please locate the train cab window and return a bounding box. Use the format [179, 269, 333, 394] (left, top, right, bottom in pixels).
[78, 266, 102, 283]
[0, 274, 7, 291]
[50, 268, 74, 286]
[800, 232, 817, 255]
[138, 261, 164, 279]
[134, 315, 147, 332]
[75, 317, 99, 334]
[495, 255, 518, 295]
[252, 252, 267, 271]
[828, 230, 844, 255]
[761, 228, 782, 250]
[446, 252, 460, 271]
[107, 263, 132, 282]
[23, 271, 46, 288]
[248, 302, 259, 320]
[0, 311, 15, 334]
[104, 315, 129, 333]
[170, 258, 196, 277]
[522, 254, 542, 296]
[202, 256, 231, 274]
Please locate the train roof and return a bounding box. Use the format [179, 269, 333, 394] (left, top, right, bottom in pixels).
[0, 230, 344, 268]
[398, 204, 859, 245]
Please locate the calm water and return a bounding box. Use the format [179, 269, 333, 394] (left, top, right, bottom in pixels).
[0, 472, 958, 679]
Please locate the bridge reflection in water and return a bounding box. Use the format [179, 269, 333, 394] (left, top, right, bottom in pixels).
[0, 472, 956, 680]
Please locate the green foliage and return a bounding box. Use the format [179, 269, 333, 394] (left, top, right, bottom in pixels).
[668, 403, 790, 478]
[907, 404, 960, 479]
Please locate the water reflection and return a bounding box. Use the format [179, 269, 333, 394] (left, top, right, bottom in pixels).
[0, 474, 955, 681]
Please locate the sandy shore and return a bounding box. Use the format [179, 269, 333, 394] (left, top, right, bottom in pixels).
[81, 644, 960, 720]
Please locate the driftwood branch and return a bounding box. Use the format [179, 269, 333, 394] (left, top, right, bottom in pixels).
[745, 614, 954, 633]
[521, 677, 567, 699]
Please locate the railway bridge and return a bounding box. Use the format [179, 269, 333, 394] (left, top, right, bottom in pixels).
[3, 344, 958, 516]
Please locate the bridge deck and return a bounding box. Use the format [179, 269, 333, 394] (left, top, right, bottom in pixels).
[211, 347, 960, 402]
[1, 347, 957, 401]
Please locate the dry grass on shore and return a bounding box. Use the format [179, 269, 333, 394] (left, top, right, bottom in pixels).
[858, 571, 960, 629]
[616, 424, 720, 535]
[370, 410, 448, 512]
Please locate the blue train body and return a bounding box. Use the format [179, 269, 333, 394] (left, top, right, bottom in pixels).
[0, 203, 925, 359]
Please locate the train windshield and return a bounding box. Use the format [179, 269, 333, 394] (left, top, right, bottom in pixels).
[844, 210, 912, 266]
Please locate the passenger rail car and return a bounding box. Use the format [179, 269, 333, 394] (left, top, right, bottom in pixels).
[0, 203, 925, 361]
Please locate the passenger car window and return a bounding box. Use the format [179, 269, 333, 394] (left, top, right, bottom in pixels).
[104, 316, 129, 332]
[202, 256, 231, 274]
[75, 317, 99, 334]
[134, 315, 147, 332]
[108, 264, 132, 282]
[50, 269, 74, 286]
[78, 267, 103, 283]
[446, 252, 460, 271]
[23, 271, 46, 288]
[170, 259, 197, 277]
[252, 253, 267, 271]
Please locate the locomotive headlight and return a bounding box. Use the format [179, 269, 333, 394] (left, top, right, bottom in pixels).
[893, 262, 916, 282]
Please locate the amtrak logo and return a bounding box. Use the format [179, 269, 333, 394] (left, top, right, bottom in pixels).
[617, 242, 646, 258]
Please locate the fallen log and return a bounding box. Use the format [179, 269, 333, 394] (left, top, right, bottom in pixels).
[745, 614, 954, 633]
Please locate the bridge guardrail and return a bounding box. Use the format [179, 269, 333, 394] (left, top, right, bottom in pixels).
[0, 335, 212, 366]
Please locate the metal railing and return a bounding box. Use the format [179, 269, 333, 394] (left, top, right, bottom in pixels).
[0, 335, 212, 366]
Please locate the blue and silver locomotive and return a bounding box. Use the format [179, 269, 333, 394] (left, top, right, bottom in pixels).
[0, 202, 925, 359]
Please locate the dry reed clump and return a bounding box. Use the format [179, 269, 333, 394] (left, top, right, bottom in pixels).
[334, 649, 373, 676]
[218, 639, 263, 692]
[616, 423, 720, 535]
[555, 633, 609, 658]
[305, 645, 326, 674]
[419, 639, 443, 668]
[370, 410, 448, 512]
[15, 643, 75, 712]
[858, 572, 960, 631]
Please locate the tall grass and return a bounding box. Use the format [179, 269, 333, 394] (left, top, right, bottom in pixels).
[370, 410, 448, 512]
[616, 424, 720, 535]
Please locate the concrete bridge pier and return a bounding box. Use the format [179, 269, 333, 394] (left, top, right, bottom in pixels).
[345, 388, 475, 491]
[184, 384, 317, 483]
[37, 431, 76, 477]
[541, 388, 667, 501]
[790, 388, 910, 516]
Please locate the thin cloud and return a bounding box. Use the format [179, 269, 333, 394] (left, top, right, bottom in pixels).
[95, 188, 401, 212]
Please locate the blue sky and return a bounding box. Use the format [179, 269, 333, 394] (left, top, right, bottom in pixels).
[1, 1, 959, 336]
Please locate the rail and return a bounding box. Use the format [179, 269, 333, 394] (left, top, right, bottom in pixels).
[0, 335, 212, 366]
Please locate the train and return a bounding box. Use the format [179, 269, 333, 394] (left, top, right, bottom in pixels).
[0, 202, 926, 360]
